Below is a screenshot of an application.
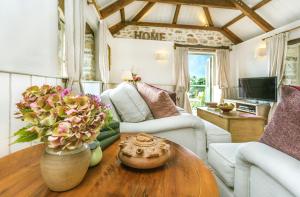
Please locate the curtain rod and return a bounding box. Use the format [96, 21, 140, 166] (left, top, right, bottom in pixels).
[262, 25, 300, 41]
[174, 43, 231, 51]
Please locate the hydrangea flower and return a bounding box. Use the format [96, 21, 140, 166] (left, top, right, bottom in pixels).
[13, 85, 112, 150]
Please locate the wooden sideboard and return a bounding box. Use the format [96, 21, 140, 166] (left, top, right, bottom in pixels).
[197, 107, 266, 143]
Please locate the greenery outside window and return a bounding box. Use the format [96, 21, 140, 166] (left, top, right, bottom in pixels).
[188, 52, 215, 110]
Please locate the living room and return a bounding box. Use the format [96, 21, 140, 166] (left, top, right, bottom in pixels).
[0, 0, 299, 196]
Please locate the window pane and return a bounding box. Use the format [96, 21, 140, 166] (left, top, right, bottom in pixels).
[188, 53, 213, 109]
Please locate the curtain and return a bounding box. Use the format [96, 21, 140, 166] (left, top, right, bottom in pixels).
[98, 21, 110, 91]
[175, 47, 192, 113]
[266, 32, 289, 121]
[216, 49, 236, 102]
[65, 0, 86, 94]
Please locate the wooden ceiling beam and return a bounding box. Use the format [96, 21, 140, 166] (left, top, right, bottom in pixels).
[132, 2, 155, 22]
[172, 5, 181, 24]
[220, 27, 243, 44]
[125, 21, 222, 31]
[223, 0, 271, 28]
[88, 0, 103, 19]
[120, 8, 126, 23]
[110, 21, 242, 45]
[109, 22, 127, 35]
[203, 7, 214, 27]
[137, 0, 237, 9]
[230, 0, 274, 32]
[100, 0, 134, 19]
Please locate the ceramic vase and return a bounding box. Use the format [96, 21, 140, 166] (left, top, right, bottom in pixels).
[40, 144, 91, 192]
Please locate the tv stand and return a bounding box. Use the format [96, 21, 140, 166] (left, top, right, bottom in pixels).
[224, 99, 271, 120]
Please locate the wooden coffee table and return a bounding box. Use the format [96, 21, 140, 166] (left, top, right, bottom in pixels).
[0, 134, 219, 197]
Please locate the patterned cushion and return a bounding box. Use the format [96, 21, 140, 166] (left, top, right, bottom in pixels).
[146, 83, 177, 104]
[260, 85, 300, 160]
[109, 83, 153, 123]
[137, 83, 179, 119]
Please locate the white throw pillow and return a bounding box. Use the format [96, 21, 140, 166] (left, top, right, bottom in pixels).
[109, 83, 153, 122]
[100, 90, 121, 122]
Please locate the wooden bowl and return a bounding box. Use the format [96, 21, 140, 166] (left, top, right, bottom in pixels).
[118, 133, 171, 169]
[218, 104, 235, 113]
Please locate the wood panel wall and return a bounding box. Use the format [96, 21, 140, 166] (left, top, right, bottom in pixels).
[0, 72, 65, 158]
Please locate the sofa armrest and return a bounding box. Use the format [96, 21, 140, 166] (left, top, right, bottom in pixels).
[120, 114, 204, 133]
[234, 142, 300, 197]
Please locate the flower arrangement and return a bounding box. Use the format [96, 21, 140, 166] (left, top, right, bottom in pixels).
[132, 73, 141, 82]
[122, 71, 141, 84]
[14, 85, 112, 150]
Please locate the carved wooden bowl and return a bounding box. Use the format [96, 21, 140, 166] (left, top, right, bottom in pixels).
[118, 133, 171, 169]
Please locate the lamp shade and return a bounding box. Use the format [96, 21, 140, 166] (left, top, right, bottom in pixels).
[121, 70, 133, 81]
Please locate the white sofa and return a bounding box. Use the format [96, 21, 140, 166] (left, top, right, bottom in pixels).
[100, 88, 231, 161]
[208, 142, 300, 197]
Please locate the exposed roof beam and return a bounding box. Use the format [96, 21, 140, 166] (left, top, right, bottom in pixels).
[223, 0, 271, 28]
[110, 21, 241, 45]
[100, 0, 134, 19]
[125, 21, 222, 31]
[120, 8, 125, 23]
[230, 0, 274, 32]
[88, 0, 103, 19]
[220, 27, 243, 44]
[132, 2, 155, 22]
[172, 5, 181, 24]
[203, 7, 214, 27]
[138, 0, 237, 9]
[109, 22, 127, 35]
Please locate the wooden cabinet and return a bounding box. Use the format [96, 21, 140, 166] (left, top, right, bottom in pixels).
[197, 107, 266, 143]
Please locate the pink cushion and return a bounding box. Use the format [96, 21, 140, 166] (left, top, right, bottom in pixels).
[291, 85, 300, 91]
[146, 83, 177, 104]
[137, 83, 179, 119]
[260, 85, 300, 160]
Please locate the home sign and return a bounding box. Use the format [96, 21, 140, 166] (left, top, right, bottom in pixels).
[134, 31, 166, 41]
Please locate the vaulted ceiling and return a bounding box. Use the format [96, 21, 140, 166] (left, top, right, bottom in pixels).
[90, 0, 300, 44]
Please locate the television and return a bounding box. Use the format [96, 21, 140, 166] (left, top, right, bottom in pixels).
[238, 77, 277, 102]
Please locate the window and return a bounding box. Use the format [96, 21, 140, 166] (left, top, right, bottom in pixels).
[188, 52, 215, 110]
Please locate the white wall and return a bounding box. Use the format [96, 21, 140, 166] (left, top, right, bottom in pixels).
[0, 0, 59, 76]
[110, 38, 175, 89]
[0, 1, 105, 157]
[231, 20, 300, 79]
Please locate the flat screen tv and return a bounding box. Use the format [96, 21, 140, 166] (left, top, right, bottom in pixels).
[239, 77, 277, 102]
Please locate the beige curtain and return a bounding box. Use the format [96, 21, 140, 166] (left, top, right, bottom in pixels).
[216, 49, 236, 102]
[98, 21, 110, 91]
[65, 0, 86, 94]
[266, 32, 289, 121]
[175, 47, 192, 113]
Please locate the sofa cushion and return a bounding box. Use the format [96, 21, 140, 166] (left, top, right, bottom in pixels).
[109, 83, 153, 122]
[260, 85, 300, 160]
[146, 83, 177, 104]
[203, 120, 232, 148]
[208, 143, 242, 188]
[100, 90, 121, 122]
[137, 82, 179, 119]
[291, 85, 300, 91]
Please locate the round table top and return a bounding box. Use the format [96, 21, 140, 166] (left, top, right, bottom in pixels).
[0, 134, 219, 197]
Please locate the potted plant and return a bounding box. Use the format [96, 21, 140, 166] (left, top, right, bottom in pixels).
[13, 85, 112, 191]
